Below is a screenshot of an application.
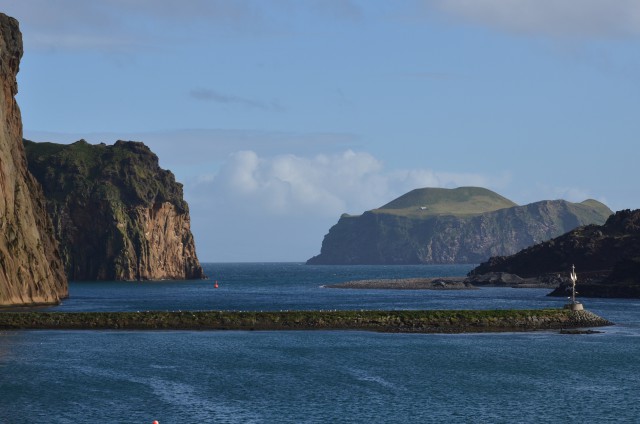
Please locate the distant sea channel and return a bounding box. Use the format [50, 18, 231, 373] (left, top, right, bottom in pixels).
[1, 263, 639, 423]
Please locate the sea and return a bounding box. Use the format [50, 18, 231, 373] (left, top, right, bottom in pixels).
[1, 263, 639, 423]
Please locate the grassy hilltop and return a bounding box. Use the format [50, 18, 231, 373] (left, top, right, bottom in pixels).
[375, 186, 517, 217]
[24, 139, 187, 211]
[308, 187, 612, 265]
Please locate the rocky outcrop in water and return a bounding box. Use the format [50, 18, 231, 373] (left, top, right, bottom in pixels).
[24, 139, 205, 281]
[470, 209, 640, 298]
[307, 187, 612, 265]
[0, 14, 67, 306]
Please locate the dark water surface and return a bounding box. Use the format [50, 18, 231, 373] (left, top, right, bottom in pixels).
[1, 263, 639, 423]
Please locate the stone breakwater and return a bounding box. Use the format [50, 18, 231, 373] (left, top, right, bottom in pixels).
[0, 309, 612, 333]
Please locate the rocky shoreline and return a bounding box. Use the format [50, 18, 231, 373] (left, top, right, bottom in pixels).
[328, 273, 557, 290]
[0, 309, 612, 333]
[467, 210, 640, 299]
[326, 277, 476, 290]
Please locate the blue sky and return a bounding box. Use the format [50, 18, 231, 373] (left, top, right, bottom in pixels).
[2, 0, 639, 262]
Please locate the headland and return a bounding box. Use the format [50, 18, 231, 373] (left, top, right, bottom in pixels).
[326, 277, 475, 290]
[327, 273, 556, 290]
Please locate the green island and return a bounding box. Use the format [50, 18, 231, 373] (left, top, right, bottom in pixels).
[0, 309, 612, 333]
[307, 187, 612, 266]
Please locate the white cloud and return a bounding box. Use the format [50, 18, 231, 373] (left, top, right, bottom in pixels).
[432, 0, 640, 38]
[192, 149, 505, 218]
[207, 150, 376, 216]
[21, 132, 512, 261]
[183, 149, 511, 261]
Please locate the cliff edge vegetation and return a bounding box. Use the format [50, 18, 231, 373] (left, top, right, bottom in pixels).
[307, 187, 612, 265]
[24, 139, 205, 281]
[0, 13, 67, 306]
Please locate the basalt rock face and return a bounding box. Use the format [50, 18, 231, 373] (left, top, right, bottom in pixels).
[24, 139, 205, 281]
[307, 187, 612, 265]
[470, 209, 640, 298]
[0, 14, 67, 306]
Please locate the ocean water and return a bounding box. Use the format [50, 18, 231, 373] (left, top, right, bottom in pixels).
[1, 263, 639, 423]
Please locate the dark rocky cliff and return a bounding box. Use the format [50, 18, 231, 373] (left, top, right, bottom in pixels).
[24, 139, 205, 281]
[0, 14, 67, 306]
[307, 187, 612, 265]
[470, 209, 640, 298]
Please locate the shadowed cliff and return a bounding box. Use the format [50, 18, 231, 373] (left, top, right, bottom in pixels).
[308, 187, 612, 265]
[24, 139, 205, 281]
[0, 14, 67, 306]
[470, 209, 640, 298]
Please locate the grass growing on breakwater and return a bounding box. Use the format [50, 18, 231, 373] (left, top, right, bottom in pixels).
[0, 309, 612, 333]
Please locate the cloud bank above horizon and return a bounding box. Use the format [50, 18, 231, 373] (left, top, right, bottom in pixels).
[8, 0, 639, 261]
[184, 147, 512, 261]
[22, 128, 610, 261]
[191, 149, 504, 218]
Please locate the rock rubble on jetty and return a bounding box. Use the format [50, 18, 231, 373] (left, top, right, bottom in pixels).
[0, 309, 613, 333]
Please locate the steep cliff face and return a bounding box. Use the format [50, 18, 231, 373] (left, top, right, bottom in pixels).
[469, 209, 640, 298]
[307, 187, 612, 265]
[0, 14, 67, 306]
[24, 139, 205, 281]
[471, 209, 640, 278]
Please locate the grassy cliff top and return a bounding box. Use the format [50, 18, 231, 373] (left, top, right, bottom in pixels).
[373, 186, 518, 217]
[23, 139, 187, 211]
[580, 199, 614, 218]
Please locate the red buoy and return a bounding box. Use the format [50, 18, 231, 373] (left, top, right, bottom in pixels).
[153, 421, 159, 424]
[214, 281, 219, 288]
